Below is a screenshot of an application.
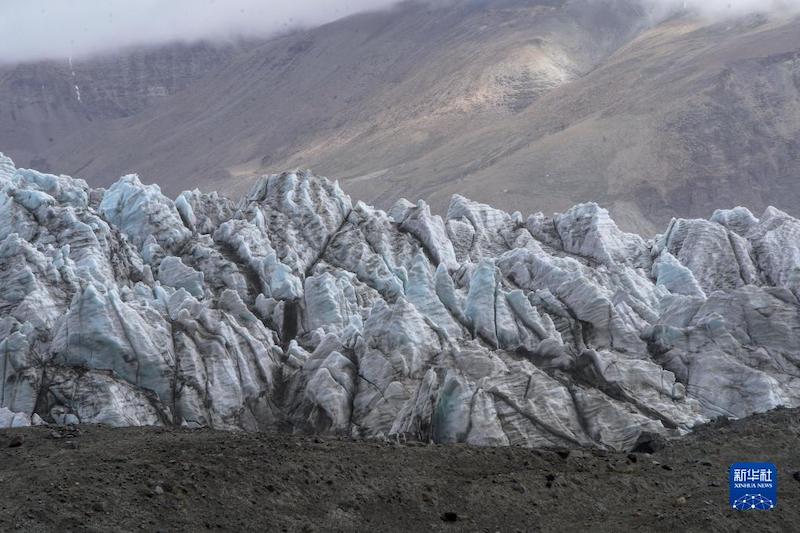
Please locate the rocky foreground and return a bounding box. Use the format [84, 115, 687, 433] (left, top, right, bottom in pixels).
[0, 408, 799, 532]
[2, 152, 800, 450]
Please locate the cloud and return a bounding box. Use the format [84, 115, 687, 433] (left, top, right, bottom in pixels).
[643, 0, 800, 18]
[1, 1, 797, 65]
[0, 0, 403, 64]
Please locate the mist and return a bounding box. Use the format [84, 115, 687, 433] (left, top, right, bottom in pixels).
[1, 0, 798, 65]
[646, 0, 800, 18]
[0, 0, 404, 64]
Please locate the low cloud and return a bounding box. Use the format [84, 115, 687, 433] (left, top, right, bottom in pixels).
[644, 0, 800, 18]
[1, 1, 797, 65]
[0, 0, 403, 64]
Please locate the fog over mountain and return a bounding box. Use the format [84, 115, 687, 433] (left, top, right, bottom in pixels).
[0, 0, 402, 64]
[650, 0, 799, 17]
[1, 0, 798, 63]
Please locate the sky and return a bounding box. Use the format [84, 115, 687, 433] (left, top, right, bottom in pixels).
[0, 0, 797, 64]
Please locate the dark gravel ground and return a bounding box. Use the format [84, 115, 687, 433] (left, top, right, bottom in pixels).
[1, 408, 799, 532]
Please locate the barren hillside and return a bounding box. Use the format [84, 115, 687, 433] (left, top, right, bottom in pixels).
[1, 0, 799, 232]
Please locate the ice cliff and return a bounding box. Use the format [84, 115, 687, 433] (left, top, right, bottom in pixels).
[2, 152, 800, 451]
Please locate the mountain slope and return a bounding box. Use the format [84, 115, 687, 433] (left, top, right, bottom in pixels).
[0, 40, 257, 174]
[1, 1, 799, 232]
[0, 0, 649, 217]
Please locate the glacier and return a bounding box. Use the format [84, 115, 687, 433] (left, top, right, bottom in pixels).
[2, 151, 800, 451]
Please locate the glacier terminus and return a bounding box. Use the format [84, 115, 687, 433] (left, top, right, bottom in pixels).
[2, 152, 800, 452]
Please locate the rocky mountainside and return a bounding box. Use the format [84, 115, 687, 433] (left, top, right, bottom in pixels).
[2, 152, 800, 451]
[0, 0, 645, 199]
[3, 1, 798, 232]
[0, 40, 255, 175]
